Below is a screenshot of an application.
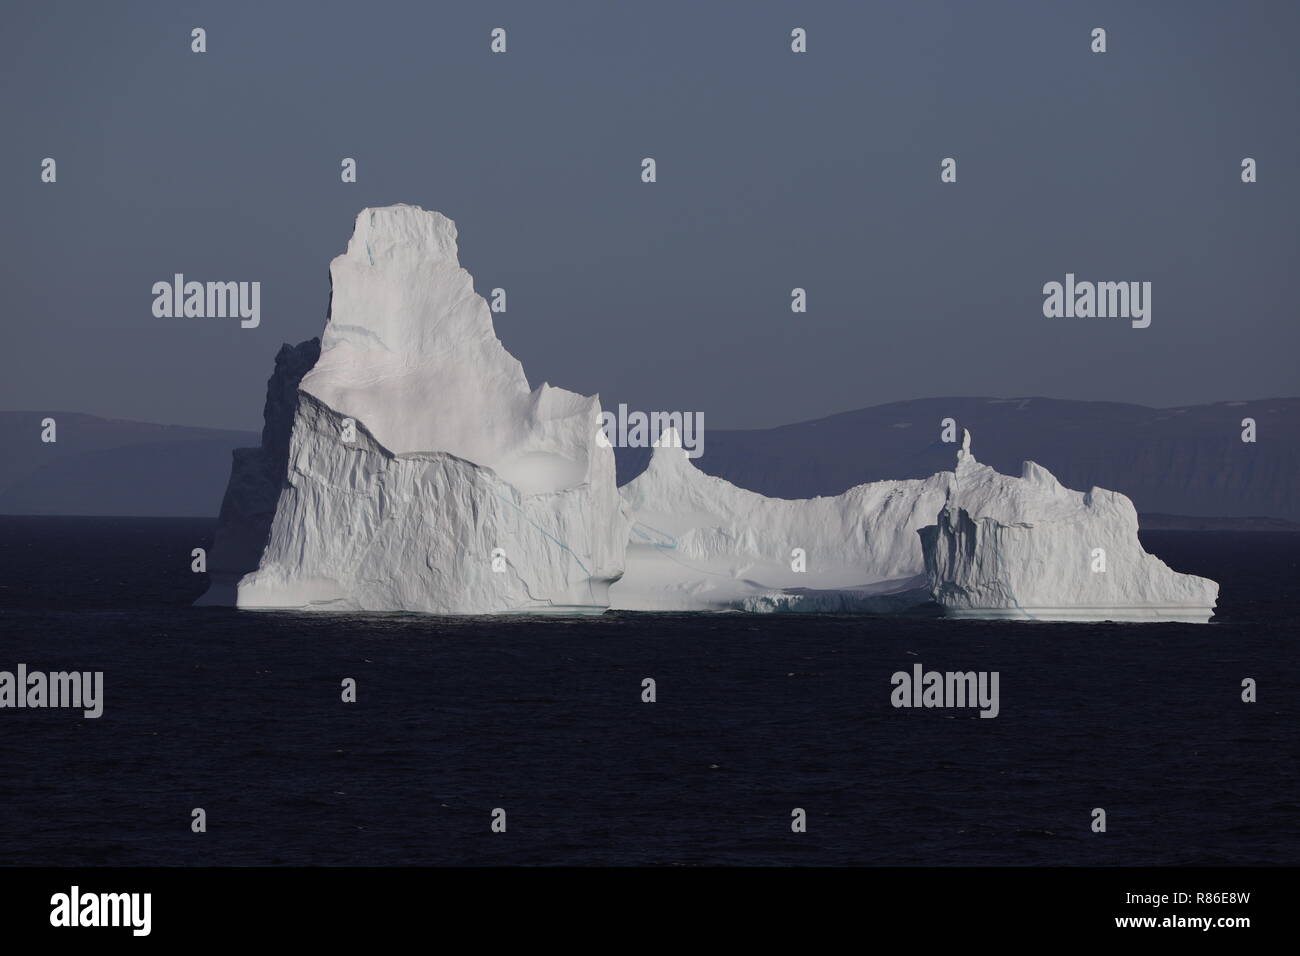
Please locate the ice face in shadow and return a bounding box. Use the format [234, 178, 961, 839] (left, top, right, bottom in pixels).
[196, 337, 320, 606]
[202, 205, 627, 613]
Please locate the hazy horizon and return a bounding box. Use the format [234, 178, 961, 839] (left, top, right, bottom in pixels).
[5, 389, 1299, 435]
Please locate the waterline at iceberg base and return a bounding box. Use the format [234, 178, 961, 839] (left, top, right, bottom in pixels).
[200, 204, 1218, 623]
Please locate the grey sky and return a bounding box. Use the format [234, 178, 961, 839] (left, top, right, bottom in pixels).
[3, 0, 1296, 431]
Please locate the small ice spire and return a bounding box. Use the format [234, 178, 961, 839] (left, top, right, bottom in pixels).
[654, 426, 684, 450]
[650, 427, 689, 469]
[955, 429, 976, 475]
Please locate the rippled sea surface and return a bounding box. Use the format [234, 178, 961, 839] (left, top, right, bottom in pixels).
[0, 516, 1296, 866]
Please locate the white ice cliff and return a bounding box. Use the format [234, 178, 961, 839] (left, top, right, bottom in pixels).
[201, 204, 1217, 622]
[918, 433, 1219, 622]
[201, 205, 627, 613]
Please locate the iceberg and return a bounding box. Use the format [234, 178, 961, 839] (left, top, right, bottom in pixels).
[201, 205, 627, 613]
[610, 430, 948, 612]
[202, 204, 1217, 622]
[918, 433, 1219, 622]
[610, 429, 1217, 621]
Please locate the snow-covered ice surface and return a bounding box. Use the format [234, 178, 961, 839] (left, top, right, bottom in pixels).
[203, 205, 627, 613]
[202, 204, 1217, 622]
[611, 430, 1217, 622]
[610, 431, 946, 612]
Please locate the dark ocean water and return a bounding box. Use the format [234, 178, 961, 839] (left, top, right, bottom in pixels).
[0, 516, 1296, 866]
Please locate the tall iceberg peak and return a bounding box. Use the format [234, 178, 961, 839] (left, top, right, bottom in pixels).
[343, 203, 461, 267]
[302, 204, 596, 496]
[202, 204, 628, 613]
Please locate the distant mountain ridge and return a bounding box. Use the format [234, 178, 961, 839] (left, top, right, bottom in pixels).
[0, 411, 257, 517]
[1, 396, 1295, 522]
